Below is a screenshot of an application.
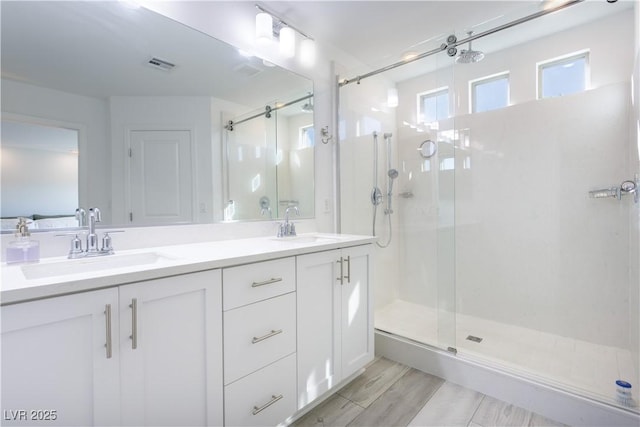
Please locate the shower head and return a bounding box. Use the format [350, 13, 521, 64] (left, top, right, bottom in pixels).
[387, 168, 399, 198]
[301, 101, 313, 113]
[456, 49, 485, 63]
[456, 31, 484, 64]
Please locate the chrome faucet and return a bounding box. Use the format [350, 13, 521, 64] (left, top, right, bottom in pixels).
[59, 207, 122, 258]
[278, 206, 300, 237]
[87, 207, 101, 254]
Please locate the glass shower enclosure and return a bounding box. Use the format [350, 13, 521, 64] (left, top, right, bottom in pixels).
[338, 1, 639, 412]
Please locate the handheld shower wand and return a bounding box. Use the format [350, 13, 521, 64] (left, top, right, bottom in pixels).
[372, 132, 397, 248]
[386, 168, 399, 214]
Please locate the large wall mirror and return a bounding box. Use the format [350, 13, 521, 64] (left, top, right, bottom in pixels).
[0, 1, 313, 231]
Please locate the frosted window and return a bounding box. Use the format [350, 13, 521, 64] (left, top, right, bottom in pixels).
[299, 125, 314, 148]
[419, 88, 449, 123]
[440, 157, 455, 171]
[539, 52, 588, 99]
[472, 73, 509, 113]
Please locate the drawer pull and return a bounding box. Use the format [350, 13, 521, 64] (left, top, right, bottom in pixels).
[251, 277, 283, 287]
[252, 394, 283, 416]
[252, 329, 283, 344]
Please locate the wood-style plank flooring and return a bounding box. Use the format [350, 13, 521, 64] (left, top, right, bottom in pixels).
[293, 357, 568, 427]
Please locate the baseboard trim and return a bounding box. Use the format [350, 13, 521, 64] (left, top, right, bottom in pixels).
[375, 330, 640, 427]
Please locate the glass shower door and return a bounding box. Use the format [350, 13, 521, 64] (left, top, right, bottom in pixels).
[338, 44, 458, 353]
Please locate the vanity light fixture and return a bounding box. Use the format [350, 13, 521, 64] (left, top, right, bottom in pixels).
[255, 4, 315, 65]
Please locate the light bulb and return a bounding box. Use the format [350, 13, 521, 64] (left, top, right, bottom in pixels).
[256, 12, 273, 43]
[279, 27, 296, 58]
[300, 38, 316, 67]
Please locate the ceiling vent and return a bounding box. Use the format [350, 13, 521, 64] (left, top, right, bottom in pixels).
[233, 63, 262, 77]
[147, 57, 176, 71]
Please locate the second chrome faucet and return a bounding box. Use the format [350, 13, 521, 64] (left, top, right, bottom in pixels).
[277, 206, 299, 237]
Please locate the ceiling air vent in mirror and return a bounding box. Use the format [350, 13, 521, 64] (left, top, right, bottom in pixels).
[233, 63, 262, 77]
[147, 57, 175, 71]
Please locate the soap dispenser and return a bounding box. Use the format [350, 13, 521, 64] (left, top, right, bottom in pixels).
[6, 218, 40, 264]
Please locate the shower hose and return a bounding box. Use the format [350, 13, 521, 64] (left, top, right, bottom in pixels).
[373, 205, 392, 248]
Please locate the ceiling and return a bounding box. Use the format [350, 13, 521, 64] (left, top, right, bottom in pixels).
[262, 0, 634, 81]
[0, 0, 634, 101]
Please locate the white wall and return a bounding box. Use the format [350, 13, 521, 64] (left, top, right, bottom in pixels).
[452, 84, 631, 347]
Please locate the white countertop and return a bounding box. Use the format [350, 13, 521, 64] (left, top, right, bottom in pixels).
[0, 233, 375, 305]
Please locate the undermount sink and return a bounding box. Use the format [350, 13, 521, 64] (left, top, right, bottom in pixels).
[21, 251, 172, 280]
[272, 234, 342, 244]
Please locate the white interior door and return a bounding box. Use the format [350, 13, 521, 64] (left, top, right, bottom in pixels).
[129, 130, 193, 225]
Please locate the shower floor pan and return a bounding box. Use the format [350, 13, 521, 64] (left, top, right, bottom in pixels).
[375, 299, 638, 411]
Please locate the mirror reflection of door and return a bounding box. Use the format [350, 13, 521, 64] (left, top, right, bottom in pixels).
[1, 119, 79, 230]
[129, 130, 193, 225]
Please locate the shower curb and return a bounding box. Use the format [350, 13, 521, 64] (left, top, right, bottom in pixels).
[375, 330, 640, 427]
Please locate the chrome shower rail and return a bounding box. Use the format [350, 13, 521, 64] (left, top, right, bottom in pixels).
[339, 0, 584, 87]
[225, 93, 313, 130]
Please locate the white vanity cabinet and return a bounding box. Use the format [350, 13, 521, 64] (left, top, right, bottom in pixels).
[1, 270, 223, 427]
[222, 258, 297, 427]
[1, 236, 374, 427]
[119, 270, 223, 427]
[1, 288, 121, 426]
[296, 244, 374, 409]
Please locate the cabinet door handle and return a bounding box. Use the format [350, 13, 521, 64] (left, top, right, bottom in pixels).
[251, 277, 283, 287]
[345, 255, 351, 284]
[336, 258, 344, 285]
[129, 298, 138, 350]
[252, 394, 283, 416]
[251, 329, 283, 344]
[104, 304, 112, 359]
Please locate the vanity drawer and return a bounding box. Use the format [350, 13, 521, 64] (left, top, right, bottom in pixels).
[224, 353, 297, 427]
[223, 257, 295, 311]
[223, 292, 296, 384]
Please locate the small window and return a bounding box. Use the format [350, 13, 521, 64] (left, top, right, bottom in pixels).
[299, 125, 314, 149]
[538, 51, 589, 99]
[471, 72, 509, 113]
[418, 87, 449, 123]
